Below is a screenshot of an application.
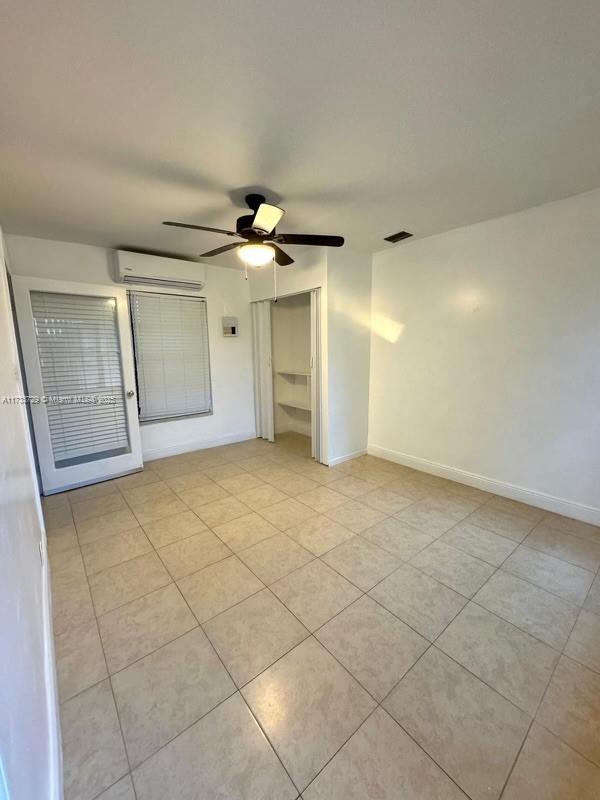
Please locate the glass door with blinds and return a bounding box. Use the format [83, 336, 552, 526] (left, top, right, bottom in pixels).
[12, 277, 142, 494]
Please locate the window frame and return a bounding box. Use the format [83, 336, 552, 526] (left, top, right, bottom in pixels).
[128, 289, 214, 424]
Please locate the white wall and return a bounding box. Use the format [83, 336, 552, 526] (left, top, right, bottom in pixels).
[0, 233, 61, 799]
[369, 188, 600, 522]
[5, 235, 256, 460]
[327, 248, 372, 463]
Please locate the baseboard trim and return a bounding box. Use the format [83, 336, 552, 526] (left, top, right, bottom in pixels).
[328, 448, 368, 467]
[368, 444, 600, 525]
[142, 431, 257, 461]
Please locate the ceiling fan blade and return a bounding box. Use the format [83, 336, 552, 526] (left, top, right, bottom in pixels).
[163, 221, 239, 237]
[252, 203, 285, 234]
[275, 234, 344, 247]
[272, 245, 294, 266]
[199, 243, 241, 258]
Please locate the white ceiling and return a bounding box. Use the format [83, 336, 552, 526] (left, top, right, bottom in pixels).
[1, 1, 600, 268]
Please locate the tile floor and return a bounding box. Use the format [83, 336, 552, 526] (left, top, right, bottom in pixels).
[44, 432, 600, 799]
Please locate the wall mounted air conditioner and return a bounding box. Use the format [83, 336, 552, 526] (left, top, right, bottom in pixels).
[114, 250, 206, 291]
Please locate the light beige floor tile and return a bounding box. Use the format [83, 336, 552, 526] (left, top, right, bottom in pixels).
[55, 619, 107, 702]
[216, 472, 265, 495]
[202, 461, 249, 480]
[82, 528, 151, 576]
[437, 603, 558, 714]
[127, 487, 188, 525]
[112, 628, 235, 766]
[485, 495, 545, 522]
[369, 564, 466, 641]
[144, 457, 198, 479]
[502, 724, 600, 800]
[564, 609, 600, 672]
[384, 476, 432, 501]
[502, 545, 594, 605]
[316, 596, 427, 701]
[61, 680, 128, 800]
[205, 589, 309, 686]
[443, 482, 491, 504]
[410, 540, 495, 598]
[542, 513, 600, 542]
[213, 512, 279, 552]
[291, 461, 340, 484]
[49, 545, 85, 576]
[474, 571, 579, 649]
[243, 636, 375, 791]
[132, 693, 296, 800]
[141, 510, 207, 548]
[76, 508, 140, 546]
[46, 522, 78, 554]
[325, 475, 378, 499]
[361, 517, 434, 560]
[98, 584, 197, 673]
[71, 493, 127, 523]
[441, 522, 517, 566]
[302, 707, 467, 800]
[260, 497, 318, 531]
[584, 574, 600, 616]
[295, 486, 348, 513]
[322, 536, 401, 591]
[45, 505, 74, 530]
[325, 499, 386, 533]
[194, 496, 252, 527]
[42, 492, 70, 512]
[524, 525, 600, 571]
[52, 569, 95, 636]
[178, 555, 264, 622]
[268, 473, 320, 496]
[89, 552, 171, 615]
[271, 559, 361, 631]
[95, 775, 135, 800]
[395, 498, 468, 537]
[68, 481, 121, 504]
[236, 483, 289, 511]
[115, 470, 161, 491]
[256, 464, 298, 484]
[157, 530, 230, 579]
[384, 647, 529, 800]
[176, 482, 230, 508]
[121, 481, 171, 504]
[164, 470, 214, 494]
[359, 487, 413, 515]
[466, 507, 535, 542]
[286, 515, 354, 556]
[234, 455, 277, 472]
[537, 655, 600, 766]
[238, 533, 314, 584]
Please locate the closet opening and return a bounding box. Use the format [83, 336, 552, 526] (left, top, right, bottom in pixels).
[251, 288, 323, 463]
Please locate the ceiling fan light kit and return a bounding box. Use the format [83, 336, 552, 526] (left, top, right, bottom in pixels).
[238, 242, 275, 267]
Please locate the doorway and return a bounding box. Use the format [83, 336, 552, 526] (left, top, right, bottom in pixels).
[251, 288, 323, 463]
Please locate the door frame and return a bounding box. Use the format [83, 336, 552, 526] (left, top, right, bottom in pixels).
[250, 286, 327, 464]
[11, 275, 143, 494]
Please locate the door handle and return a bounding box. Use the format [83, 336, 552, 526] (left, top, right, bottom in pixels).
[126, 390, 135, 398]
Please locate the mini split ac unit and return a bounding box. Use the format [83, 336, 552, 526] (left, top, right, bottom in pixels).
[114, 250, 206, 291]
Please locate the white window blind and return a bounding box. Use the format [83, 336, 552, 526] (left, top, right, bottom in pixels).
[129, 291, 212, 422]
[30, 291, 130, 468]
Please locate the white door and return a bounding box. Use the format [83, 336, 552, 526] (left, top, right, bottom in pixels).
[310, 288, 322, 462]
[12, 276, 143, 494]
[251, 300, 275, 442]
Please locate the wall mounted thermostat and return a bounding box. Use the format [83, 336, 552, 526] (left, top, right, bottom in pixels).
[222, 316, 239, 337]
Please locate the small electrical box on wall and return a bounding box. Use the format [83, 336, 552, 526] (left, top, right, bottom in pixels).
[222, 316, 239, 337]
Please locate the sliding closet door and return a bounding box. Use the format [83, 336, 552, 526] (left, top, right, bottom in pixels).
[12, 277, 142, 494]
[251, 300, 274, 442]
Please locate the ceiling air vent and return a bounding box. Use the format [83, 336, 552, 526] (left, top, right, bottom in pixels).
[384, 230, 413, 243]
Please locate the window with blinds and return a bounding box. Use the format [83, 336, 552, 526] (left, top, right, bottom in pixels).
[30, 291, 131, 468]
[129, 291, 212, 422]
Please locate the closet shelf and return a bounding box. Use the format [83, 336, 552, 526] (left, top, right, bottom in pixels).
[277, 400, 311, 412]
[276, 369, 311, 377]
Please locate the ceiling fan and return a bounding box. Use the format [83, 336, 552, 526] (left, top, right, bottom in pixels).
[163, 193, 344, 267]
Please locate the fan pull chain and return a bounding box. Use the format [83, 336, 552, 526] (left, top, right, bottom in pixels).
[244, 262, 248, 281]
[273, 255, 277, 302]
